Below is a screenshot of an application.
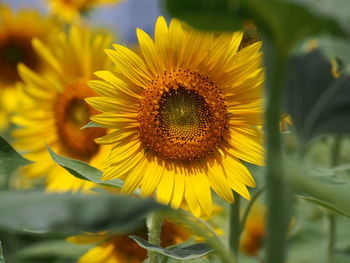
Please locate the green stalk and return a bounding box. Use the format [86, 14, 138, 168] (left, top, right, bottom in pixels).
[148, 213, 163, 263]
[240, 187, 266, 235]
[331, 136, 342, 167]
[327, 135, 342, 263]
[229, 194, 241, 262]
[327, 214, 336, 263]
[168, 210, 235, 263]
[263, 41, 290, 263]
[0, 241, 4, 263]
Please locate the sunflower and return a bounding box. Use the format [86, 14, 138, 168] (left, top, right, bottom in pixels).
[87, 16, 264, 216]
[0, 6, 55, 131]
[12, 26, 112, 192]
[240, 202, 266, 257]
[68, 219, 193, 263]
[47, 0, 123, 22]
[280, 114, 293, 132]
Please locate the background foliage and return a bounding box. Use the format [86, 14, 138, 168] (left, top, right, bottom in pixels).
[1, 0, 350, 263]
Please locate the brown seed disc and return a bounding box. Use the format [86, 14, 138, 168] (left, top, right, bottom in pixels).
[54, 80, 106, 161]
[138, 69, 229, 161]
[0, 35, 41, 85]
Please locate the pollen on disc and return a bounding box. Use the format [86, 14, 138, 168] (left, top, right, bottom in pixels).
[138, 69, 229, 161]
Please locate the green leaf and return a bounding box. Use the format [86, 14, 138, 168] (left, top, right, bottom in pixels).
[0, 191, 166, 233]
[11, 240, 90, 260]
[296, 0, 350, 67]
[319, 36, 350, 70]
[0, 137, 32, 175]
[0, 242, 4, 263]
[166, 0, 346, 51]
[244, 0, 346, 51]
[298, 195, 350, 217]
[130, 235, 213, 260]
[284, 50, 350, 142]
[305, 168, 346, 185]
[47, 146, 123, 188]
[80, 121, 104, 129]
[290, 0, 350, 28]
[292, 173, 350, 218]
[166, 0, 244, 31]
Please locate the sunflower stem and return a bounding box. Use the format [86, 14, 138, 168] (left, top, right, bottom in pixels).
[326, 213, 336, 263]
[147, 212, 163, 263]
[229, 194, 241, 262]
[327, 135, 342, 263]
[240, 186, 266, 235]
[170, 210, 236, 263]
[263, 40, 291, 263]
[331, 136, 342, 167]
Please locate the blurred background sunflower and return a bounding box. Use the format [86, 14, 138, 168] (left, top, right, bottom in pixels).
[68, 218, 193, 263]
[12, 26, 113, 192]
[47, 0, 123, 22]
[0, 5, 56, 132]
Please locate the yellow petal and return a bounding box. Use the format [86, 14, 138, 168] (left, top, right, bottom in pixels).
[86, 97, 137, 113]
[137, 28, 163, 76]
[121, 157, 148, 194]
[230, 181, 251, 200]
[102, 151, 143, 180]
[78, 241, 118, 263]
[95, 129, 138, 145]
[222, 155, 256, 187]
[93, 71, 142, 98]
[171, 171, 185, 209]
[32, 38, 62, 75]
[228, 126, 265, 166]
[140, 160, 163, 197]
[91, 113, 138, 128]
[154, 16, 169, 70]
[156, 169, 175, 205]
[207, 165, 234, 203]
[191, 173, 212, 216]
[106, 46, 151, 88]
[185, 175, 201, 217]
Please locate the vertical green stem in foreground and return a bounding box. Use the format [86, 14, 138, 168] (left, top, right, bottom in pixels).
[148, 213, 163, 263]
[264, 41, 290, 263]
[331, 136, 342, 167]
[327, 135, 342, 263]
[327, 214, 336, 263]
[0, 241, 4, 263]
[229, 194, 241, 262]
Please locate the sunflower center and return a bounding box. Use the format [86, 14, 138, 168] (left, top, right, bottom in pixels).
[54, 81, 106, 161]
[66, 98, 90, 126]
[139, 69, 229, 161]
[2, 44, 24, 65]
[0, 36, 40, 84]
[112, 235, 148, 262]
[158, 87, 210, 141]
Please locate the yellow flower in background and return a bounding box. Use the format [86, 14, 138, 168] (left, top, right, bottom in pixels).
[68, 220, 192, 263]
[47, 0, 123, 22]
[240, 202, 266, 257]
[87, 16, 264, 217]
[280, 114, 293, 133]
[330, 58, 341, 78]
[0, 6, 55, 131]
[12, 26, 113, 192]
